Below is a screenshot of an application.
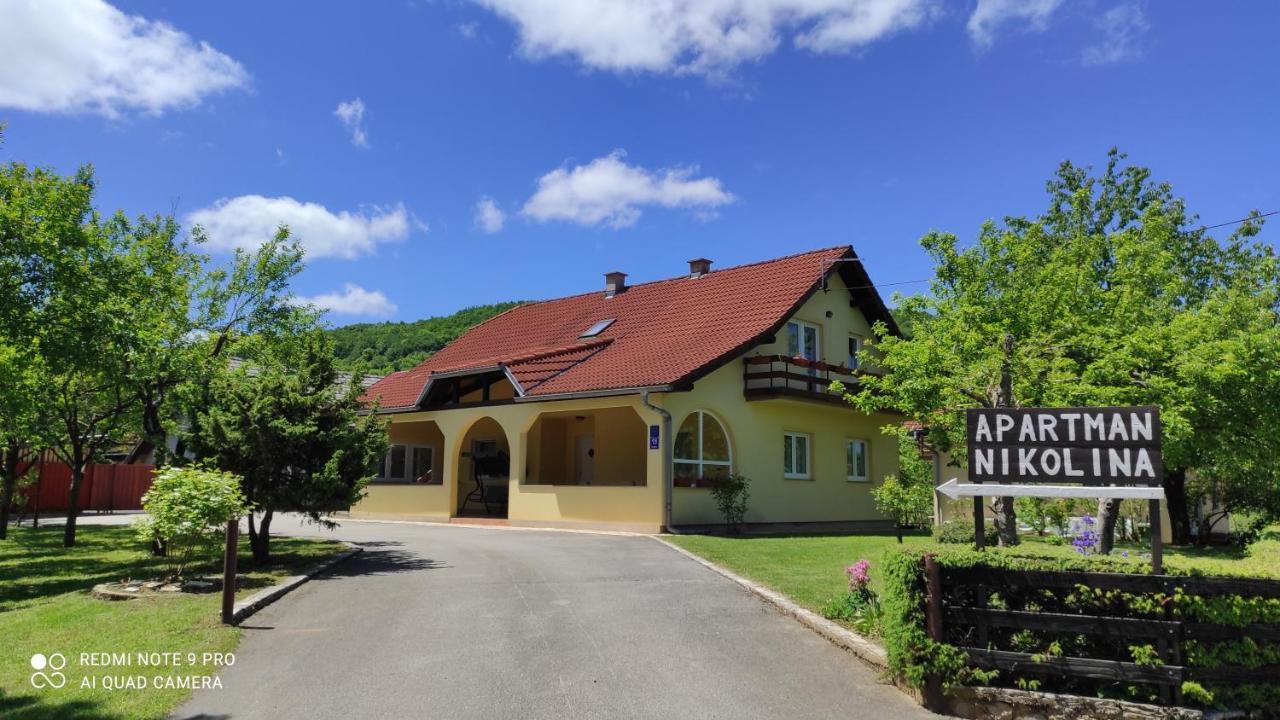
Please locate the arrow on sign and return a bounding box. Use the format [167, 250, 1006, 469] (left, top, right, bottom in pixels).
[936, 479, 1165, 501]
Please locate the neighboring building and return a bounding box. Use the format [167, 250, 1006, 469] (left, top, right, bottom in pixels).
[355, 246, 903, 532]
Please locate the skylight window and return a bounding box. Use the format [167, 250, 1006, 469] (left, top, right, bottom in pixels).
[579, 318, 615, 338]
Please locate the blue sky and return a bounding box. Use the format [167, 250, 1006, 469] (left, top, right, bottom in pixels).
[2, 0, 1277, 324]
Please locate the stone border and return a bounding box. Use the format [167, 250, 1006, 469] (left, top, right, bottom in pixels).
[946, 686, 1204, 720]
[650, 536, 891, 672]
[230, 543, 362, 625]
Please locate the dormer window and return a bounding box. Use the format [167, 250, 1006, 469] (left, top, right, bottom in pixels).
[579, 318, 615, 338]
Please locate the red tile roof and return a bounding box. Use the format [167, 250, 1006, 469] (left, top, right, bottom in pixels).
[364, 245, 892, 410]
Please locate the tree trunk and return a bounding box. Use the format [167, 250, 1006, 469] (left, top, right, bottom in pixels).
[993, 333, 1019, 547]
[895, 522, 903, 544]
[63, 462, 85, 547]
[1098, 497, 1122, 554]
[1163, 468, 1191, 544]
[249, 509, 273, 565]
[0, 445, 17, 540]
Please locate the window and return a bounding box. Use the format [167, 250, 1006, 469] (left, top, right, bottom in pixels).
[846, 439, 869, 482]
[783, 432, 811, 479]
[674, 411, 731, 486]
[579, 318, 615, 338]
[374, 444, 438, 484]
[786, 320, 820, 361]
[847, 335, 862, 369]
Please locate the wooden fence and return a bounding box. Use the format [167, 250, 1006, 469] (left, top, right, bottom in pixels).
[14, 462, 154, 513]
[923, 555, 1280, 709]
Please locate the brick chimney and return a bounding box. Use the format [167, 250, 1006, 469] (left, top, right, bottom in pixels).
[688, 257, 712, 278]
[604, 271, 627, 298]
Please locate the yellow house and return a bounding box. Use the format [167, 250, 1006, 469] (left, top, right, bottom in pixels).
[352, 246, 903, 533]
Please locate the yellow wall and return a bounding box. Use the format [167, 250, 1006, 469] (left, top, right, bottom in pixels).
[353, 420, 450, 519]
[752, 272, 878, 367]
[665, 359, 898, 525]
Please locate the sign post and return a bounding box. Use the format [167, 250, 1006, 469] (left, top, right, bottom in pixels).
[960, 406, 1165, 573]
[221, 517, 238, 625]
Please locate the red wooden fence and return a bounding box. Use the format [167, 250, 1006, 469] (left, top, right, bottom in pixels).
[14, 462, 154, 513]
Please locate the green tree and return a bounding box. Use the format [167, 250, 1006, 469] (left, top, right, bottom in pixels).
[848, 149, 1278, 549]
[872, 432, 935, 543]
[133, 230, 306, 465]
[188, 330, 388, 564]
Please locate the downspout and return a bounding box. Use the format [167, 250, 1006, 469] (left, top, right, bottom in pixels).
[640, 390, 681, 534]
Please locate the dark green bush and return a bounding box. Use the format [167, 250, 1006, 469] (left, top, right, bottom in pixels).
[934, 519, 998, 545]
[879, 547, 1280, 714]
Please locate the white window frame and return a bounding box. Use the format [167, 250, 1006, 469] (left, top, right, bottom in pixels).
[783, 432, 811, 480]
[846, 438, 870, 482]
[375, 444, 436, 484]
[786, 320, 821, 362]
[674, 410, 732, 482]
[847, 334, 862, 370]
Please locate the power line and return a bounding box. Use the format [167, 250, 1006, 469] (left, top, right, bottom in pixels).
[1198, 210, 1277, 231]
[832, 209, 1276, 293]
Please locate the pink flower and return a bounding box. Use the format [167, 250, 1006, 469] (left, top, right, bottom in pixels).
[846, 559, 871, 589]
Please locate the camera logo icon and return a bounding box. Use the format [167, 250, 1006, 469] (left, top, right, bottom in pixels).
[30, 653, 67, 689]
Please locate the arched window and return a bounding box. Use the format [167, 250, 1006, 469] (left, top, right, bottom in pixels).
[674, 411, 731, 487]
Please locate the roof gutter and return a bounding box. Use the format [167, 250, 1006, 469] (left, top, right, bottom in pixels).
[511, 384, 674, 403]
[640, 389, 681, 535]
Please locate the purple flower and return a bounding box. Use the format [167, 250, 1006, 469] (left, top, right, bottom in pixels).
[846, 559, 871, 589]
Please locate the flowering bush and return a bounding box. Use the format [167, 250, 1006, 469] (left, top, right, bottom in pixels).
[824, 558, 883, 637]
[1073, 514, 1100, 556]
[135, 466, 248, 579]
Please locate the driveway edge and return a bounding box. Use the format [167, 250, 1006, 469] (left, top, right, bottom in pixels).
[231, 543, 363, 625]
[651, 536, 890, 670]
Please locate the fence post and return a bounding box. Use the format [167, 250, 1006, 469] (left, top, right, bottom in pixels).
[923, 553, 947, 713]
[221, 518, 239, 625]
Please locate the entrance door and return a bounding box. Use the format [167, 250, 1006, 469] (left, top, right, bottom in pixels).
[575, 434, 595, 485]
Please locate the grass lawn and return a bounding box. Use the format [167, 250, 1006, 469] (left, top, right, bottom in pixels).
[666, 527, 1280, 627]
[0, 522, 344, 720]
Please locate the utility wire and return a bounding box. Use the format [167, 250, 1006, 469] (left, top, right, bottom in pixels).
[830, 209, 1277, 292]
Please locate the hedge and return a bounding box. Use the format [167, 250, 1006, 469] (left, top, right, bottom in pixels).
[880, 547, 1280, 713]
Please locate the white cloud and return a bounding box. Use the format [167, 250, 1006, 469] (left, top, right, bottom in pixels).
[334, 98, 369, 147]
[456, 21, 480, 38]
[967, 0, 1063, 49]
[1082, 3, 1148, 66]
[473, 0, 938, 78]
[521, 150, 735, 229]
[295, 284, 398, 318]
[187, 195, 412, 260]
[0, 0, 248, 117]
[473, 196, 506, 233]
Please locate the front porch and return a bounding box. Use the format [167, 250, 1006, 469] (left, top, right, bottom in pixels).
[349, 396, 666, 533]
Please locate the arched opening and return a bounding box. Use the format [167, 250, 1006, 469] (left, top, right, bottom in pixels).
[456, 416, 511, 518]
[674, 410, 732, 487]
[525, 406, 647, 486]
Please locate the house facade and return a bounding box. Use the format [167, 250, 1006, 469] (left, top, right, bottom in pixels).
[353, 246, 903, 533]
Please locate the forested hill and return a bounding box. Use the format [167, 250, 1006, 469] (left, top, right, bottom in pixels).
[327, 302, 523, 374]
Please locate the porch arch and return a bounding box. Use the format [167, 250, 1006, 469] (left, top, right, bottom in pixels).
[454, 415, 512, 517]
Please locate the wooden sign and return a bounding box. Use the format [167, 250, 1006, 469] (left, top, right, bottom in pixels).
[960, 406, 1166, 572]
[966, 407, 1163, 486]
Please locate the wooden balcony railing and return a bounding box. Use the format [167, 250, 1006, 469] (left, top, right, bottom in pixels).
[742, 354, 877, 404]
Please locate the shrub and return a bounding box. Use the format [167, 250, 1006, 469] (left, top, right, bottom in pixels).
[935, 519, 998, 546]
[135, 466, 248, 579]
[709, 473, 751, 534]
[822, 559, 885, 637]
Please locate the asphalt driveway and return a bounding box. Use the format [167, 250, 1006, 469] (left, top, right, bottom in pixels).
[174, 517, 933, 720]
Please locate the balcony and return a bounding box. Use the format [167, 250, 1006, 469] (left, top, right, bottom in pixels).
[742, 355, 875, 405]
